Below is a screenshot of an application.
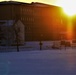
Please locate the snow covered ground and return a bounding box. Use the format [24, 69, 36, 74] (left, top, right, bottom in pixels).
[0, 41, 76, 75]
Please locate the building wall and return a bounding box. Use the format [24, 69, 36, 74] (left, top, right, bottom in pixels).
[0, 5, 12, 20]
[0, 2, 68, 41]
[19, 4, 65, 41]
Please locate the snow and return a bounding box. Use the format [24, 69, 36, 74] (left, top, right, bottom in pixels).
[0, 41, 76, 75]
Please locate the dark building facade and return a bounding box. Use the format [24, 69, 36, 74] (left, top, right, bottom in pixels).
[0, 1, 68, 41]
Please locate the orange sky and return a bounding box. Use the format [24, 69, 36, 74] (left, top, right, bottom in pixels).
[0, 0, 58, 5]
[0, 0, 75, 7]
[0, 0, 76, 16]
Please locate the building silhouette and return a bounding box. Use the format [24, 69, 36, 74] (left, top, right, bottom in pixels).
[0, 1, 68, 45]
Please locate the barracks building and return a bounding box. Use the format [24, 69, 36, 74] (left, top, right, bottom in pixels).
[0, 1, 73, 45]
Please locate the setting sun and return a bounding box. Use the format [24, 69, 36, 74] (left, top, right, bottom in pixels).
[56, 0, 76, 16]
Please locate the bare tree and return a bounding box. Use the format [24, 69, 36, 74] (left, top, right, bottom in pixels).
[13, 26, 20, 52]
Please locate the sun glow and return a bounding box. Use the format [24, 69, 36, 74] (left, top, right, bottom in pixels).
[56, 0, 76, 16]
[67, 18, 73, 40]
[56, 0, 75, 40]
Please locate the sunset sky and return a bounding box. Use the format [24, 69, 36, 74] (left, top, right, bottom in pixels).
[0, 0, 57, 5]
[0, 0, 75, 8]
[0, 0, 75, 7]
[0, 0, 76, 16]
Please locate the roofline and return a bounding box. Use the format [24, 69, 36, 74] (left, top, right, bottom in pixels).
[0, 1, 61, 8]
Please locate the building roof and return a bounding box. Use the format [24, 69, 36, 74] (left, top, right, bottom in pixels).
[0, 1, 61, 8]
[0, 1, 30, 5]
[31, 2, 54, 7]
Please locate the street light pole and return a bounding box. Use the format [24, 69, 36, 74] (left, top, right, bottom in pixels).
[39, 34, 43, 50]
